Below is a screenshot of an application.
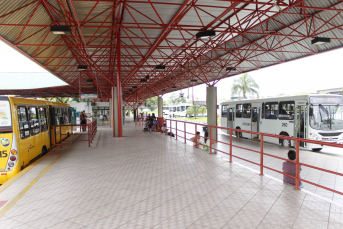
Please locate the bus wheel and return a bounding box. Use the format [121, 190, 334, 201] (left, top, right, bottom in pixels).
[41, 146, 47, 157]
[235, 129, 241, 138]
[312, 148, 322, 152]
[281, 139, 291, 147]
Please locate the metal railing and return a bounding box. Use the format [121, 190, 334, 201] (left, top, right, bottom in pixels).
[52, 119, 97, 147]
[164, 118, 343, 195]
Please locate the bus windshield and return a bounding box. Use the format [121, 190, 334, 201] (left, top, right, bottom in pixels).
[310, 105, 343, 131]
[0, 100, 12, 130]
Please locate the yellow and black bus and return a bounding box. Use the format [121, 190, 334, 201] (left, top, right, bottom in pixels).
[0, 96, 72, 184]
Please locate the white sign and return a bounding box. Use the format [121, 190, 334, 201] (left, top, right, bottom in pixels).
[0, 101, 12, 127]
[81, 94, 98, 99]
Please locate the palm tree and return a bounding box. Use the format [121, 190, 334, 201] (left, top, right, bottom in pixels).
[231, 73, 259, 99]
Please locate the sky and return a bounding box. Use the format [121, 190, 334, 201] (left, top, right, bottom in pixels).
[165, 47, 343, 102]
[0, 39, 342, 99]
[0, 41, 67, 88]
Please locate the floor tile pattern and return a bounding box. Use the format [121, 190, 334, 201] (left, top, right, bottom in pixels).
[0, 118, 342, 228]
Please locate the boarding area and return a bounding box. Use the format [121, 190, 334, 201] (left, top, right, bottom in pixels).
[0, 118, 342, 228]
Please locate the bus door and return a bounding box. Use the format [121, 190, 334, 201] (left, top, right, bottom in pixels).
[48, 106, 56, 146]
[251, 107, 259, 139]
[294, 105, 307, 147]
[227, 108, 234, 134]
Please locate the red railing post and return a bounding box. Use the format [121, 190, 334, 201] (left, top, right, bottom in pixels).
[184, 122, 186, 143]
[88, 123, 90, 147]
[229, 129, 232, 162]
[170, 119, 172, 138]
[295, 139, 300, 190]
[60, 125, 62, 148]
[260, 135, 264, 175]
[176, 121, 178, 140]
[209, 126, 212, 154]
[195, 123, 197, 142]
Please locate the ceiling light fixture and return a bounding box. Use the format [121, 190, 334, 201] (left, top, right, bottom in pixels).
[132, 86, 137, 88]
[190, 79, 198, 82]
[50, 25, 71, 35]
[155, 65, 165, 70]
[196, 30, 216, 39]
[226, 67, 236, 71]
[78, 65, 87, 71]
[86, 79, 94, 82]
[311, 37, 330, 45]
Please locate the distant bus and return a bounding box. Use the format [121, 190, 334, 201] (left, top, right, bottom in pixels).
[220, 94, 343, 151]
[163, 103, 192, 117]
[0, 96, 72, 184]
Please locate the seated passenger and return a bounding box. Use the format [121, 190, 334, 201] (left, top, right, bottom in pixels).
[152, 117, 158, 131]
[190, 131, 201, 148]
[161, 123, 168, 134]
[283, 150, 303, 188]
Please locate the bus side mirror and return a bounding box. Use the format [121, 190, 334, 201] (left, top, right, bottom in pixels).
[309, 107, 313, 116]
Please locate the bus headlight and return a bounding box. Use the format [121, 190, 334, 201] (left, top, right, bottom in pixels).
[313, 134, 321, 141]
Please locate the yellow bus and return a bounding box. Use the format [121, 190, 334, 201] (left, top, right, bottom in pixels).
[0, 96, 72, 184]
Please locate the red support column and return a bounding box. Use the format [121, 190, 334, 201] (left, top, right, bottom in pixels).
[116, 29, 122, 137]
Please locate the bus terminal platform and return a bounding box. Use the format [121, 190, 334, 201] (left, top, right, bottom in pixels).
[0, 118, 342, 228]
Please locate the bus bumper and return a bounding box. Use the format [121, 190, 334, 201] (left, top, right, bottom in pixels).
[0, 172, 8, 184]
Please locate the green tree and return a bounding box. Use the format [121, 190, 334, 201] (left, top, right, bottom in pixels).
[231, 73, 259, 99]
[145, 96, 158, 107]
[163, 100, 169, 106]
[186, 105, 204, 119]
[169, 93, 186, 105]
[199, 106, 207, 115]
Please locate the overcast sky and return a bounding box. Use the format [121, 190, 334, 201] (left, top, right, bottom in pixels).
[165, 47, 343, 102]
[1, 39, 342, 99]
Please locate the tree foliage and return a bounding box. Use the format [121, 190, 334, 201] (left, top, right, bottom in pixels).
[145, 96, 158, 107]
[231, 73, 259, 99]
[169, 93, 186, 105]
[186, 105, 206, 119]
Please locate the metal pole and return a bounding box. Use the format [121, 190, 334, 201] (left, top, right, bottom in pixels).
[195, 123, 197, 146]
[260, 135, 264, 175]
[176, 121, 178, 140]
[88, 123, 90, 147]
[60, 125, 62, 148]
[229, 129, 232, 162]
[295, 140, 300, 190]
[184, 122, 186, 143]
[116, 31, 122, 137]
[209, 126, 212, 154]
[170, 119, 172, 138]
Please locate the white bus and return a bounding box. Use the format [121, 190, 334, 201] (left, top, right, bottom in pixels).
[163, 103, 192, 117]
[220, 94, 343, 151]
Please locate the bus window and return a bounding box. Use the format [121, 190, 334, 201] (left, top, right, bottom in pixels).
[279, 101, 295, 120]
[262, 103, 264, 119]
[29, 107, 40, 135]
[62, 107, 68, 124]
[222, 105, 228, 117]
[243, 103, 251, 118]
[38, 107, 48, 132]
[68, 108, 72, 124]
[17, 107, 30, 139]
[265, 102, 278, 119]
[236, 104, 242, 118]
[54, 108, 61, 125]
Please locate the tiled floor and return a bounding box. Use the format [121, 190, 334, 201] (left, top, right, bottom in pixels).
[0, 118, 342, 228]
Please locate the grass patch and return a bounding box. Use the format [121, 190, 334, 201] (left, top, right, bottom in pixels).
[172, 116, 221, 125]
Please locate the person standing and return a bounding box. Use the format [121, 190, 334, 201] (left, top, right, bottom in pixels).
[283, 150, 303, 188]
